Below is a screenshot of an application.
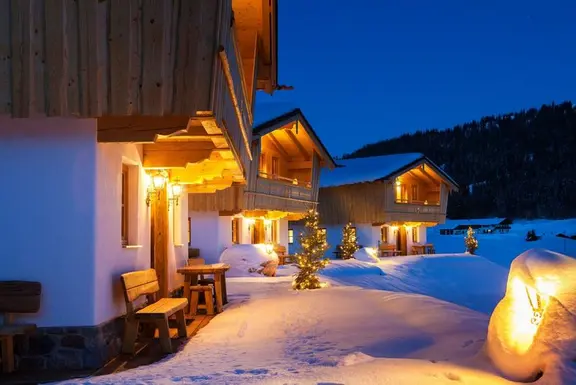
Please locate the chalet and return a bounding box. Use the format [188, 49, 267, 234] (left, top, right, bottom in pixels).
[289, 154, 459, 256]
[0, 0, 278, 370]
[187, 107, 336, 261]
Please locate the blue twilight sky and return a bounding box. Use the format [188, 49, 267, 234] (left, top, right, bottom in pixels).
[256, 0, 576, 157]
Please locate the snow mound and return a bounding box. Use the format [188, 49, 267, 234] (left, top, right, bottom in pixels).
[485, 248, 576, 382]
[353, 247, 380, 263]
[220, 244, 278, 277]
[337, 352, 376, 367]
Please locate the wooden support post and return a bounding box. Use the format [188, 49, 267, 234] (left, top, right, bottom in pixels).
[151, 185, 169, 298]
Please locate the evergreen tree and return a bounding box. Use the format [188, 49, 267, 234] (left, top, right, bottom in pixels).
[464, 227, 479, 254]
[293, 209, 330, 290]
[340, 222, 359, 259]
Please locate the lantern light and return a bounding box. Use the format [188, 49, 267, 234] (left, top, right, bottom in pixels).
[146, 170, 168, 207]
[168, 178, 183, 209]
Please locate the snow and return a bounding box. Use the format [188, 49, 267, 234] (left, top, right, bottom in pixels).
[54, 219, 576, 385]
[252, 102, 299, 128]
[219, 244, 278, 277]
[435, 217, 507, 230]
[352, 247, 380, 262]
[486, 248, 576, 382]
[320, 153, 424, 188]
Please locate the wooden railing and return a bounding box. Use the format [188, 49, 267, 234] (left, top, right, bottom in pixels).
[393, 202, 442, 214]
[394, 199, 440, 206]
[255, 177, 314, 202]
[258, 172, 312, 188]
[215, 21, 252, 176]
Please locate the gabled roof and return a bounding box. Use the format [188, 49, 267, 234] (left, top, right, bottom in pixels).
[320, 153, 459, 190]
[253, 106, 336, 169]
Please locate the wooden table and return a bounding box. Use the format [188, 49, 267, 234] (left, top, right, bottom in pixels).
[412, 244, 435, 255]
[177, 263, 230, 314]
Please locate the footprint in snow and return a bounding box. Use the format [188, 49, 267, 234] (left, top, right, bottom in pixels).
[237, 320, 248, 338]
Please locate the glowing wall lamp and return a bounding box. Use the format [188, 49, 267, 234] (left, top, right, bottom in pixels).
[168, 178, 183, 208]
[146, 170, 167, 206]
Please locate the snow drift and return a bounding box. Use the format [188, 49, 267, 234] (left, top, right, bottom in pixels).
[353, 247, 380, 263]
[220, 244, 279, 277]
[485, 248, 576, 382]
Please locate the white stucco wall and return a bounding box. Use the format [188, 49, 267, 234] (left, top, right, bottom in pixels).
[94, 143, 189, 325]
[0, 118, 190, 327]
[0, 118, 97, 327]
[278, 219, 289, 250]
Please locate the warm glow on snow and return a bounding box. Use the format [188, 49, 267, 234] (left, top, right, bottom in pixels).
[507, 276, 555, 354]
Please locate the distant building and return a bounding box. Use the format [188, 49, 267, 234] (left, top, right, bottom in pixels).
[437, 218, 513, 235]
[289, 154, 459, 256]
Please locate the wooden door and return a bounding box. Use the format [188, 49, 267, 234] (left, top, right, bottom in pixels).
[251, 220, 265, 244]
[396, 226, 407, 256]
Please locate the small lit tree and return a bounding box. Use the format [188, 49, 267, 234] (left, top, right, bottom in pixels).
[465, 226, 479, 254]
[293, 209, 330, 290]
[340, 222, 359, 259]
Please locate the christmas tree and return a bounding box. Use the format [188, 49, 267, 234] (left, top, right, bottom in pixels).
[293, 209, 330, 290]
[340, 222, 359, 259]
[465, 226, 479, 254]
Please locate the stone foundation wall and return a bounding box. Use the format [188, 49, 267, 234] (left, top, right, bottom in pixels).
[13, 317, 125, 371]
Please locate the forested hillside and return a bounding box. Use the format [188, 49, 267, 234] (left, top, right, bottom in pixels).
[343, 101, 576, 219]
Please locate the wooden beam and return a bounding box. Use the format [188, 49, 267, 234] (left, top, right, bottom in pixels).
[266, 133, 290, 160]
[97, 116, 190, 142]
[419, 166, 441, 185]
[143, 141, 215, 168]
[285, 129, 310, 160]
[151, 185, 169, 298]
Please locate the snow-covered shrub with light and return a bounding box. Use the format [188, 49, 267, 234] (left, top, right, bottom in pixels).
[340, 222, 359, 259]
[220, 244, 278, 277]
[464, 226, 478, 254]
[293, 209, 329, 290]
[353, 247, 380, 263]
[485, 248, 576, 382]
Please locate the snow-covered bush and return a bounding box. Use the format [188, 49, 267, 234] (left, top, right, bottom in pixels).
[220, 244, 278, 277]
[485, 248, 576, 381]
[353, 247, 380, 263]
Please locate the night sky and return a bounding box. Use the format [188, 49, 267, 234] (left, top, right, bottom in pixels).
[256, 0, 576, 156]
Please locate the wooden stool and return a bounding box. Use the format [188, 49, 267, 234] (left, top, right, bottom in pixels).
[189, 285, 215, 315]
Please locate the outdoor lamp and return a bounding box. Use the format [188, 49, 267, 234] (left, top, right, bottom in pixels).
[168, 178, 183, 208]
[146, 170, 168, 207]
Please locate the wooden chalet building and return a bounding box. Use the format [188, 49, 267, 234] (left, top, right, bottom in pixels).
[188, 107, 335, 261]
[0, 0, 279, 370]
[289, 154, 459, 256]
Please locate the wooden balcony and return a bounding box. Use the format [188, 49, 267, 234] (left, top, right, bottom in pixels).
[385, 200, 445, 224]
[244, 176, 315, 213]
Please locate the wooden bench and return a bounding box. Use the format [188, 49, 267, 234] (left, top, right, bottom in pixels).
[120, 269, 188, 354]
[0, 281, 42, 373]
[274, 245, 296, 265]
[379, 244, 400, 257]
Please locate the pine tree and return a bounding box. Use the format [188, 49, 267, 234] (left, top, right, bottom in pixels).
[464, 226, 479, 254]
[293, 209, 330, 290]
[340, 222, 359, 259]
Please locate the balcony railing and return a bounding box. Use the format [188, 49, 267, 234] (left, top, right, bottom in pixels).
[394, 199, 440, 206]
[255, 177, 314, 202]
[393, 202, 442, 214]
[215, 23, 253, 176]
[258, 172, 312, 189]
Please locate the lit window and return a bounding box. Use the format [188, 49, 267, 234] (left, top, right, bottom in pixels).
[288, 229, 294, 244]
[412, 227, 418, 243]
[381, 226, 388, 243]
[121, 165, 129, 246]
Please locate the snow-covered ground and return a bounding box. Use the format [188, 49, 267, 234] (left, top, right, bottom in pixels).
[55, 219, 576, 385]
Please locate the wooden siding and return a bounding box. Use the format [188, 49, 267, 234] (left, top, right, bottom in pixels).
[318, 181, 449, 225]
[0, 0, 218, 118]
[188, 185, 244, 212]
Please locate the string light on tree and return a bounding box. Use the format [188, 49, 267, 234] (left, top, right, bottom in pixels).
[465, 226, 479, 254]
[340, 222, 359, 259]
[292, 209, 330, 290]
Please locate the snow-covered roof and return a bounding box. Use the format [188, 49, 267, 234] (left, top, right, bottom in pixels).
[320, 153, 425, 188]
[253, 102, 299, 128]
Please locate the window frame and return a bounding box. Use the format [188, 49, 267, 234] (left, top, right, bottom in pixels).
[412, 227, 419, 243]
[121, 164, 129, 246]
[381, 226, 388, 244]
